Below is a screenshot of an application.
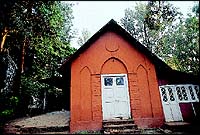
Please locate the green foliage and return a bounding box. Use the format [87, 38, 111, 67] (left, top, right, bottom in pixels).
[77, 28, 91, 46]
[121, 1, 199, 75]
[0, 109, 14, 117]
[121, 1, 181, 51]
[145, 1, 179, 30]
[0, 95, 19, 118]
[192, 2, 199, 16]
[162, 4, 199, 75]
[0, 95, 20, 133]
[120, 3, 147, 44]
[0, 1, 77, 115]
[10, 96, 19, 106]
[19, 1, 76, 101]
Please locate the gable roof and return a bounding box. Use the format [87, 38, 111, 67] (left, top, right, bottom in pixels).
[59, 19, 172, 77]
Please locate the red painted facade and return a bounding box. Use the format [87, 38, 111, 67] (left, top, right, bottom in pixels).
[69, 31, 164, 132]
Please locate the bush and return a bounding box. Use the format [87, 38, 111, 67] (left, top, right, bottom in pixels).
[0, 94, 19, 121]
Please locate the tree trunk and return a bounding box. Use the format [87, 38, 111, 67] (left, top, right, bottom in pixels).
[43, 89, 47, 112]
[0, 27, 9, 52]
[21, 38, 27, 74]
[12, 37, 27, 96]
[143, 22, 151, 51]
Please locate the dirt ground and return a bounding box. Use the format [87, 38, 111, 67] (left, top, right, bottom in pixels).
[3, 111, 200, 134]
[3, 110, 70, 134]
[11, 110, 70, 128]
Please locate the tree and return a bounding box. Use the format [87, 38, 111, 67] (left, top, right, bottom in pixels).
[0, 1, 76, 116]
[162, 3, 199, 75]
[120, 3, 147, 45]
[120, 1, 199, 75]
[77, 28, 91, 46]
[120, 1, 181, 53]
[19, 1, 77, 111]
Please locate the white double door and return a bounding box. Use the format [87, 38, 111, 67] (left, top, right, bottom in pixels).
[159, 86, 183, 122]
[101, 74, 131, 120]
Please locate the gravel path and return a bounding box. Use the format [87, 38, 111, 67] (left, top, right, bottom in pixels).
[3, 110, 70, 134]
[13, 111, 70, 128]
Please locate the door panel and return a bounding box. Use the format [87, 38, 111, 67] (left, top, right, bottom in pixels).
[102, 74, 131, 120]
[104, 102, 114, 120]
[102, 85, 115, 119]
[159, 86, 183, 122]
[164, 105, 173, 122]
[171, 104, 183, 121]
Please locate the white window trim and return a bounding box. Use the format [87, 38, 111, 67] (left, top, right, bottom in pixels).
[159, 84, 199, 103]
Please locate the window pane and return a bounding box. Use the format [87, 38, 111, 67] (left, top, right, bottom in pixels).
[116, 77, 124, 85]
[181, 86, 188, 100]
[188, 86, 196, 100]
[168, 87, 175, 101]
[161, 88, 168, 102]
[176, 87, 183, 101]
[194, 86, 199, 100]
[104, 77, 113, 86]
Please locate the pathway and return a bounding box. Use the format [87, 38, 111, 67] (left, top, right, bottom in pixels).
[3, 110, 70, 134]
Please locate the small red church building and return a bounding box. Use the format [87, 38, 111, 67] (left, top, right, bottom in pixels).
[60, 19, 199, 133]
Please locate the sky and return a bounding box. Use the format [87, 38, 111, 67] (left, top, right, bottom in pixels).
[67, 1, 197, 48]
